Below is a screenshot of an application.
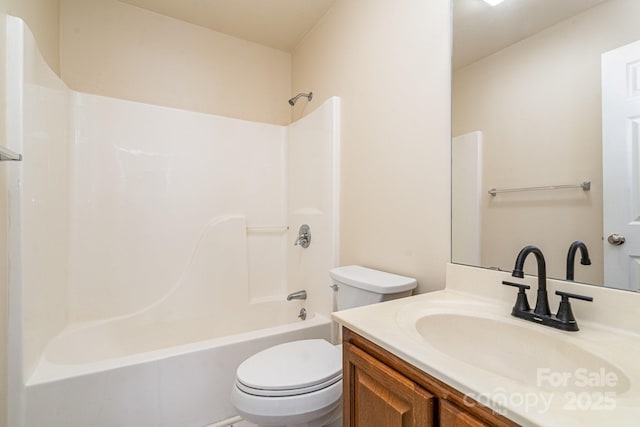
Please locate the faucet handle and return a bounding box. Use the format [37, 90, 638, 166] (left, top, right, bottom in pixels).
[555, 291, 593, 326]
[502, 281, 531, 313]
[502, 280, 531, 290]
[294, 224, 311, 248]
[555, 290, 593, 302]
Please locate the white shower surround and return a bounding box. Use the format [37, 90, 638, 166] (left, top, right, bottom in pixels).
[68, 93, 289, 322]
[6, 17, 340, 427]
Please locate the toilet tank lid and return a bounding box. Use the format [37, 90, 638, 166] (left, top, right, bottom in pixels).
[329, 265, 417, 294]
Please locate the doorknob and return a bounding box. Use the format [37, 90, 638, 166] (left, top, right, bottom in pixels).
[607, 233, 626, 246]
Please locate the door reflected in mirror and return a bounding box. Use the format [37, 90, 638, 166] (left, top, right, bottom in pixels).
[451, 0, 640, 291]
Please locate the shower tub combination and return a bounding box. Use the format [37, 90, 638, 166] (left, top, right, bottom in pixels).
[26, 312, 333, 427]
[6, 17, 340, 427]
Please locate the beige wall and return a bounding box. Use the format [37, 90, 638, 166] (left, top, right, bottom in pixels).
[7, 0, 60, 74]
[291, 0, 452, 294]
[60, 0, 291, 125]
[452, 0, 640, 284]
[0, 0, 7, 424]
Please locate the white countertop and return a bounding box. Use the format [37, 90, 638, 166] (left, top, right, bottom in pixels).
[332, 263, 640, 427]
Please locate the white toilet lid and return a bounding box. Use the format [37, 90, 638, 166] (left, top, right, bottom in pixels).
[236, 339, 342, 397]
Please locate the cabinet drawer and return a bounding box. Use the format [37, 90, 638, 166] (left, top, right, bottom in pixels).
[440, 400, 491, 427]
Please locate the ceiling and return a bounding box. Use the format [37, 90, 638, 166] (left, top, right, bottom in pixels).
[118, 0, 609, 63]
[453, 0, 609, 69]
[118, 0, 337, 52]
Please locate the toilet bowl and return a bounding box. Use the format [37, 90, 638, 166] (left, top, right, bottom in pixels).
[230, 339, 342, 427]
[230, 265, 417, 427]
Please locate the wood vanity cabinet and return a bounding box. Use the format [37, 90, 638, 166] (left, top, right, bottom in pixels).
[343, 328, 520, 427]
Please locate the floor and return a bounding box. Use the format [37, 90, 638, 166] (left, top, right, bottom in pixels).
[205, 418, 256, 427]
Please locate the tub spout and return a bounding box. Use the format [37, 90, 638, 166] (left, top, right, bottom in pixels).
[287, 290, 307, 301]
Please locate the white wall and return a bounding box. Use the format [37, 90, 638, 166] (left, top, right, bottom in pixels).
[60, 0, 291, 125]
[452, 0, 640, 284]
[68, 93, 286, 322]
[68, 94, 340, 326]
[291, 0, 452, 294]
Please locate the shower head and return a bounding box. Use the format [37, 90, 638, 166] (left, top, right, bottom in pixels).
[288, 92, 313, 106]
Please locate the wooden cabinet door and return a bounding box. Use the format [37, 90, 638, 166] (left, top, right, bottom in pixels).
[440, 400, 491, 427]
[344, 342, 435, 427]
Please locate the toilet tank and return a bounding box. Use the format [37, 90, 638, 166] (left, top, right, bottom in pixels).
[329, 265, 417, 311]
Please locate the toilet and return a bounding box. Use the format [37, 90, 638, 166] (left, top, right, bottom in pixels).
[230, 265, 417, 427]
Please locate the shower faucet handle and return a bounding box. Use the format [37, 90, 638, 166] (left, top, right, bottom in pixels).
[294, 224, 311, 248]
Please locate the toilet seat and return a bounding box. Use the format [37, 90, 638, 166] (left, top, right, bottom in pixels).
[235, 339, 342, 397]
[231, 339, 343, 426]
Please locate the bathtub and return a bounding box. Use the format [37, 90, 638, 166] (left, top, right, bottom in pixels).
[24, 310, 332, 427]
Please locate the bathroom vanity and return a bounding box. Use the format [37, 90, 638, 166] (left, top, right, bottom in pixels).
[343, 327, 517, 426]
[333, 263, 640, 427]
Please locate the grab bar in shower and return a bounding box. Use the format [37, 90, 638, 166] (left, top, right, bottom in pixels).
[246, 226, 289, 233]
[0, 146, 22, 161]
[488, 181, 590, 197]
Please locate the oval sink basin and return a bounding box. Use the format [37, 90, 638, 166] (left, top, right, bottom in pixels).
[415, 313, 630, 394]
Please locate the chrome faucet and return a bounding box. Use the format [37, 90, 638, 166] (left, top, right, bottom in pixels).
[502, 245, 593, 331]
[566, 241, 591, 281]
[287, 290, 307, 301]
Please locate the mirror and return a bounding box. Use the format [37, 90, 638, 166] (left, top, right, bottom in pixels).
[451, 0, 640, 291]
